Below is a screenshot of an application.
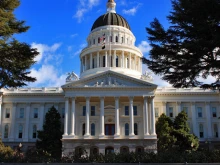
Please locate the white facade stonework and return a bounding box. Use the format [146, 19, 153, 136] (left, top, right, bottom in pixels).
[0, 0, 220, 155]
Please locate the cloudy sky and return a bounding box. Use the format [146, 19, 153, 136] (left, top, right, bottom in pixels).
[15, 0, 173, 87]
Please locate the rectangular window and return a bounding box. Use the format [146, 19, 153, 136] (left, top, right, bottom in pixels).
[62, 108, 65, 118]
[155, 108, 159, 117]
[83, 106, 86, 116]
[133, 106, 137, 116]
[212, 107, 217, 118]
[197, 107, 203, 117]
[19, 108, 24, 118]
[91, 106, 95, 116]
[5, 108, 10, 118]
[183, 107, 188, 115]
[169, 107, 173, 117]
[125, 106, 129, 116]
[34, 108, 38, 118]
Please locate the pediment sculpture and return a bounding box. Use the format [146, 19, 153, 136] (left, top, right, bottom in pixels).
[66, 71, 79, 82]
[141, 70, 154, 82]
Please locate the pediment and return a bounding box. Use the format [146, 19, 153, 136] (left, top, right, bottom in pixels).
[62, 71, 157, 89]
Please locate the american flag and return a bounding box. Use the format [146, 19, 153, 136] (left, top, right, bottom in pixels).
[100, 33, 105, 49]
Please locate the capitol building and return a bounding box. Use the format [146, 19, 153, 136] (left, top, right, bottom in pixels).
[0, 0, 219, 155]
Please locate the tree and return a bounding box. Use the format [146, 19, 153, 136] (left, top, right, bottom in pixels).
[36, 106, 62, 159]
[142, 0, 220, 90]
[156, 113, 176, 151]
[0, 0, 39, 89]
[156, 112, 199, 152]
[0, 138, 14, 162]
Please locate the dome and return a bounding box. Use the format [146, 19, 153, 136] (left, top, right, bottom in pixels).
[91, 12, 131, 31]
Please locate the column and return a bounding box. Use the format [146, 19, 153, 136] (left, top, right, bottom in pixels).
[114, 97, 120, 138]
[144, 97, 149, 137]
[0, 95, 2, 134]
[97, 52, 99, 68]
[122, 51, 124, 68]
[129, 52, 131, 69]
[90, 53, 92, 69]
[151, 97, 156, 135]
[191, 102, 197, 136]
[206, 102, 212, 138]
[85, 55, 87, 71]
[39, 103, 44, 130]
[84, 97, 90, 137]
[9, 103, 16, 141]
[134, 55, 136, 70]
[176, 102, 181, 114]
[80, 59, 82, 73]
[129, 97, 134, 137]
[99, 97, 105, 138]
[24, 103, 30, 141]
[70, 97, 75, 136]
[113, 50, 116, 67]
[63, 98, 69, 136]
[105, 51, 108, 67]
[162, 102, 167, 114]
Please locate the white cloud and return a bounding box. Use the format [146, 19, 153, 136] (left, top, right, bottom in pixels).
[29, 65, 66, 87]
[137, 41, 151, 54]
[31, 42, 62, 63]
[197, 75, 217, 84]
[70, 33, 78, 38]
[122, 3, 141, 16]
[74, 0, 100, 23]
[74, 43, 87, 56]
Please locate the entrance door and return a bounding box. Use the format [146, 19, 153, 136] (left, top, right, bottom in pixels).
[105, 124, 115, 135]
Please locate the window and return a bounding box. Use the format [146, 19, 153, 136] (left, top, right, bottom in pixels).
[125, 123, 129, 136]
[155, 108, 159, 117]
[121, 37, 124, 43]
[169, 107, 173, 117]
[19, 108, 24, 118]
[4, 125, 9, 138]
[214, 124, 218, 138]
[110, 36, 112, 42]
[82, 123, 85, 136]
[91, 106, 95, 116]
[212, 107, 217, 118]
[116, 56, 119, 67]
[34, 108, 38, 118]
[93, 39, 95, 44]
[116, 36, 118, 42]
[183, 107, 188, 115]
[62, 108, 65, 118]
[197, 107, 203, 117]
[103, 56, 106, 67]
[92, 58, 95, 68]
[125, 106, 129, 116]
[5, 108, 10, 118]
[120, 146, 129, 153]
[133, 106, 137, 116]
[98, 37, 100, 43]
[134, 123, 138, 135]
[199, 124, 204, 138]
[91, 123, 95, 136]
[83, 106, 86, 116]
[33, 125, 37, 138]
[126, 58, 129, 68]
[18, 125, 23, 138]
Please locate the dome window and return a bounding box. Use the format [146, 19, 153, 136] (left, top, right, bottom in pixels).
[98, 37, 101, 43]
[116, 36, 118, 42]
[116, 56, 119, 67]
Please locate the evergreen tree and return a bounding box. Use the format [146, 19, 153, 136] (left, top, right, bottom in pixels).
[156, 113, 176, 151]
[0, 0, 38, 88]
[36, 106, 62, 159]
[143, 0, 220, 90]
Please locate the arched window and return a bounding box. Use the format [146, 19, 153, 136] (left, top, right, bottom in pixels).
[214, 124, 218, 138]
[4, 125, 9, 138]
[199, 124, 204, 138]
[136, 146, 144, 153]
[125, 123, 129, 136]
[116, 36, 118, 42]
[82, 123, 85, 136]
[18, 125, 23, 138]
[90, 146, 99, 155]
[33, 125, 37, 138]
[105, 146, 114, 154]
[91, 123, 95, 136]
[120, 146, 129, 153]
[116, 56, 119, 67]
[134, 123, 138, 135]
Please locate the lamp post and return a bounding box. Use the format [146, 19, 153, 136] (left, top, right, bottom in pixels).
[18, 143, 22, 152]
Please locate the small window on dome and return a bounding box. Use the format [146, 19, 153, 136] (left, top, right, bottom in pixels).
[116, 56, 119, 67]
[116, 36, 118, 42]
[121, 37, 124, 43]
[110, 36, 112, 42]
[93, 39, 95, 45]
[98, 37, 100, 43]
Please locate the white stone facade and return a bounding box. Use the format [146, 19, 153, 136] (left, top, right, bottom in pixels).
[0, 0, 220, 155]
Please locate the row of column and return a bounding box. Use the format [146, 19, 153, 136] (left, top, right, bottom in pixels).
[63, 96, 156, 138]
[3, 103, 45, 141]
[80, 51, 142, 73]
[162, 102, 213, 138]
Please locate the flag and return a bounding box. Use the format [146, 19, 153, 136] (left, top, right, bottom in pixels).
[100, 33, 105, 49]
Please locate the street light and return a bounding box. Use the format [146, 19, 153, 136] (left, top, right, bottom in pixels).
[18, 143, 22, 152]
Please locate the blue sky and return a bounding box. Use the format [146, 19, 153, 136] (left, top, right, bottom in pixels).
[14, 0, 173, 87]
